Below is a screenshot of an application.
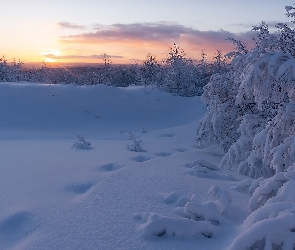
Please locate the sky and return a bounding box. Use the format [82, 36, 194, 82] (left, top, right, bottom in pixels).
[1, 0, 294, 66]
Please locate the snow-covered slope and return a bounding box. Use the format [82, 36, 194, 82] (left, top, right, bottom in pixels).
[1, 82, 290, 250]
[0, 83, 202, 139]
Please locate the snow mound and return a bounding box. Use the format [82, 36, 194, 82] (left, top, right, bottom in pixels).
[140, 213, 216, 239]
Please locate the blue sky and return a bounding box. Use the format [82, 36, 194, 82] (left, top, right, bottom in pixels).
[1, 0, 294, 64]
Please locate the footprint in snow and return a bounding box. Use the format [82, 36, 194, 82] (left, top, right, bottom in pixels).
[154, 152, 172, 157]
[132, 155, 153, 162]
[65, 182, 94, 195]
[0, 211, 38, 249]
[98, 163, 122, 172]
[175, 148, 189, 152]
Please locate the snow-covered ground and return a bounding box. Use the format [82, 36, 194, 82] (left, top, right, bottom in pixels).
[0, 83, 258, 249]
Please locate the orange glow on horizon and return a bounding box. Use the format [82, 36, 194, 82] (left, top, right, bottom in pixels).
[3, 37, 236, 67]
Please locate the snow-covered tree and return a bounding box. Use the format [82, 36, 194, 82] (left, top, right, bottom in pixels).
[0, 56, 24, 82]
[197, 2, 295, 178]
[196, 70, 241, 154]
[161, 43, 199, 97]
[141, 53, 162, 87]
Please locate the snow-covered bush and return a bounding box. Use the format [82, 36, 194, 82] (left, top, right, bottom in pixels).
[184, 158, 219, 171]
[140, 213, 216, 239]
[229, 203, 295, 250]
[141, 53, 162, 87]
[126, 132, 144, 152]
[0, 56, 24, 82]
[221, 114, 265, 171]
[248, 172, 289, 211]
[139, 167, 234, 240]
[72, 133, 92, 149]
[229, 166, 295, 249]
[1, 44, 223, 97]
[197, 3, 295, 178]
[183, 201, 224, 226]
[0, 56, 10, 81]
[196, 70, 241, 154]
[159, 44, 218, 97]
[208, 185, 232, 215]
[139, 187, 230, 239]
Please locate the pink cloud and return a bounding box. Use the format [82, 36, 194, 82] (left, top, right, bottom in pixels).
[59, 22, 257, 61]
[58, 22, 86, 30]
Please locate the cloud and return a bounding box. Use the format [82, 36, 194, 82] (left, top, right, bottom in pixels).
[60, 22, 255, 47]
[58, 22, 86, 30]
[60, 23, 199, 44]
[44, 54, 123, 60]
[58, 22, 260, 61]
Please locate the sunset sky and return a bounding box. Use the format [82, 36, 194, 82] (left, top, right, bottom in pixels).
[1, 0, 294, 66]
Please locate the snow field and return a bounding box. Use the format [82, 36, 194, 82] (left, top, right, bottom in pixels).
[0, 82, 293, 249]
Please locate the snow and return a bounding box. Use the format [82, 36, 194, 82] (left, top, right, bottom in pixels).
[0, 82, 293, 249]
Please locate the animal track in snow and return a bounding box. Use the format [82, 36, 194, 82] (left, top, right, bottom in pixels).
[132, 155, 153, 162]
[0, 211, 38, 249]
[175, 148, 189, 152]
[98, 163, 122, 172]
[65, 182, 94, 195]
[154, 152, 172, 157]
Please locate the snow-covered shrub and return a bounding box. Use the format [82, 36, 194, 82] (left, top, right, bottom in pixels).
[248, 165, 295, 210]
[248, 177, 265, 195]
[230, 166, 295, 249]
[141, 53, 162, 87]
[233, 178, 255, 192]
[139, 182, 235, 240]
[160, 44, 208, 97]
[72, 133, 92, 149]
[0, 56, 24, 82]
[229, 203, 295, 250]
[1, 44, 221, 97]
[140, 188, 231, 239]
[0, 56, 10, 81]
[196, 70, 241, 154]
[197, 3, 295, 178]
[108, 64, 141, 87]
[197, 49, 252, 154]
[208, 186, 232, 215]
[140, 213, 216, 239]
[212, 50, 228, 74]
[126, 132, 144, 152]
[184, 158, 219, 171]
[238, 106, 295, 178]
[183, 201, 225, 226]
[185, 158, 235, 180]
[249, 172, 289, 211]
[194, 50, 213, 92]
[221, 114, 265, 171]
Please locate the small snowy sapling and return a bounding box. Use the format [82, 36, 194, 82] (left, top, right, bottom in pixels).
[72, 133, 92, 149]
[126, 132, 144, 152]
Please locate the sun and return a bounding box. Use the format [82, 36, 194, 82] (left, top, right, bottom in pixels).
[44, 57, 56, 63]
[40, 49, 61, 63]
